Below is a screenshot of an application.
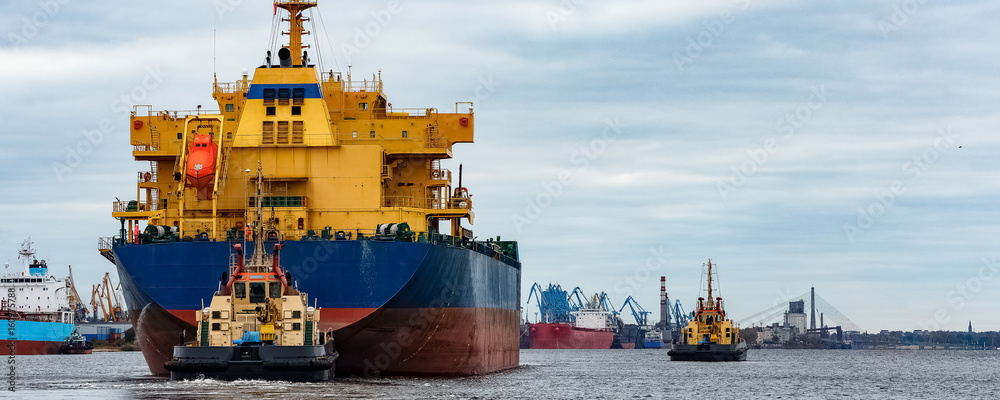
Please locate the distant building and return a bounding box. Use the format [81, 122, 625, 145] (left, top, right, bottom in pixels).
[968, 320, 973, 333]
[785, 300, 807, 335]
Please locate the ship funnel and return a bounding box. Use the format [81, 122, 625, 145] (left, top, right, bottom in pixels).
[278, 47, 292, 68]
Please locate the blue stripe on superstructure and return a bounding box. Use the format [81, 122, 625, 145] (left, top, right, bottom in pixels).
[3, 320, 74, 342]
[114, 240, 520, 312]
[246, 83, 323, 99]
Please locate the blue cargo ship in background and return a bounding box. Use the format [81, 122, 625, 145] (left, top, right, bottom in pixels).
[1, 239, 76, 355]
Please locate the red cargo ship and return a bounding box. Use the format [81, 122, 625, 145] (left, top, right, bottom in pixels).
[528, 322, 613, 349]
[528, 294, 614, 349]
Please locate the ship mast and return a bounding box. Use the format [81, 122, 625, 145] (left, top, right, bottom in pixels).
[705, 259, 715, 309]
[274, 0, 317, 66]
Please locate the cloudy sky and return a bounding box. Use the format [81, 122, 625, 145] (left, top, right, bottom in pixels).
[1, 0, 998, 332]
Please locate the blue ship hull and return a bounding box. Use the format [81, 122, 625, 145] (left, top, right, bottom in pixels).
[1, 320, 75, 355]
[112, 239, 521, 376]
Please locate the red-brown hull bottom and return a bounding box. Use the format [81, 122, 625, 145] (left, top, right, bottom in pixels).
[0, 340, 63, 355]
[527, 323, 613, 349]
[134, 303, 519, 377]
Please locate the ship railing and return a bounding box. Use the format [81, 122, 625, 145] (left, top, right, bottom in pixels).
[341, 79, 383, 93]
[427, 233, 520, 267]
[137, 171, 157, 183]
[98, 237, 117, 251]
[382, 196, 427, 209]
[381, 107, 437, 119]
[133, 143, 158, 152]
[380, 196, 452, 210]
[430, 169, 451, 182]
[112, 200, 162, 213]
[132, 106, 221, 119]
[214, 81, 250, 94]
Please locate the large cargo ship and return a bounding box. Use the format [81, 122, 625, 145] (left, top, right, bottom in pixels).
[98, 0, 521, 376]
[1, 239, 76, 355]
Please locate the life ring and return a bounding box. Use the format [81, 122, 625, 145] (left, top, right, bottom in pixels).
[133, 120, 144, 130]
[143, 172, 152, 182]
[432, 170, 441, 179]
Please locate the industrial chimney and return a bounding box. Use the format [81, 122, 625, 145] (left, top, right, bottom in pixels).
[660, 276, 668, 328]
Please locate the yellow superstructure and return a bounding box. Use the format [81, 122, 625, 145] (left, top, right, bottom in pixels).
[112, 0, 476, 242]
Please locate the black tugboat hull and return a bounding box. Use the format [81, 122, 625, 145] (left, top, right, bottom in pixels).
[668, 343, 747, 362]
[165, 344, 336, 382]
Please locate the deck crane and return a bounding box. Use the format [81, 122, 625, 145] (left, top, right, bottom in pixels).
[618, 296, 652, 327]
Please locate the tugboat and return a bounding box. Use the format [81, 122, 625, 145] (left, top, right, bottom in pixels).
[60, 331, 94, 354]
[164, 166, 337, 381]
[668, 259, 747, 362]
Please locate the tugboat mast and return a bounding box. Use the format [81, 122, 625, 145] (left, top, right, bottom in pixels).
[705, 259, 714, 309]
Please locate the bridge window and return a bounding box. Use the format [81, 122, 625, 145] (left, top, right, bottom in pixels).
[263, 88, 276, 106]
[249, 282, 266, 303]
[269, 282, 282, 298]
[225, 104, 234, 112]
[278, 88, 290, 106]
[292, 88, 305, 105]
[234, 282, 246, 299]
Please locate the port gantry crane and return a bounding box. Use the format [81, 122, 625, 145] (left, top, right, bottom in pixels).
[66, 265, 89, 322]
[618, 296, 652, 327]
[527, 283, 573, 324]
[671, 299, 690, 332]
[568, 287, 587, 311]
[90, 272, 127, 322]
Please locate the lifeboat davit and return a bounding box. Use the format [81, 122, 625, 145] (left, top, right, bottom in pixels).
[186, 134, 218, 200]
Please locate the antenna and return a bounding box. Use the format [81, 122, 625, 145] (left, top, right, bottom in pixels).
[213, 8, 217, 75]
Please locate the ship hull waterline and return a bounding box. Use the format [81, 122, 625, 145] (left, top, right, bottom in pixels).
[114, 239, 521, 376]
[527, 323, 613, 350]
[667, 343, 748, 362]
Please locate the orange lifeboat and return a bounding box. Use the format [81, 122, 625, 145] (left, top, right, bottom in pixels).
[186, 134, 218, 200]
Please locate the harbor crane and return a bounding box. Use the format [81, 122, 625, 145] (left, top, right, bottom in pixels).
[90, 272, 127, 322]
[671, 300, 690, 332]
[568, 287, 587, 310]
[618, 296, 652, 327]
[66, 265, 89, 322]
[527, 283, 573, 323]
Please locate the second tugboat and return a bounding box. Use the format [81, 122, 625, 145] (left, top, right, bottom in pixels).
[164, 166, 337, 381]
[668, 259, 747, 362]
